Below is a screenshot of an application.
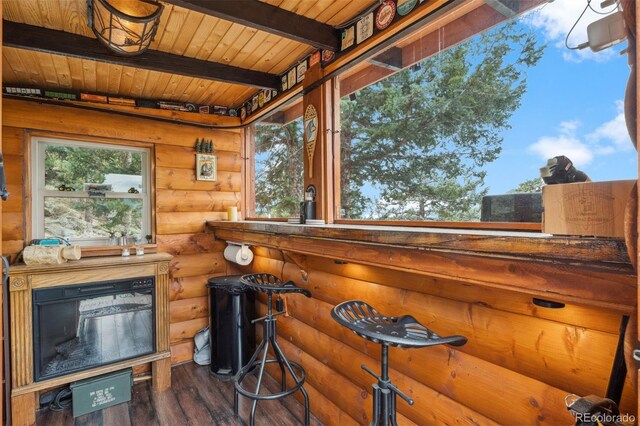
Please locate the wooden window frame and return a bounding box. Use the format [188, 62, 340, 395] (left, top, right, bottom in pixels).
[28, 132, 156, 247]
[243, 103, 305, 221]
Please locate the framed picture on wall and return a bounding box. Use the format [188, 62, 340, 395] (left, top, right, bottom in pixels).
[196, 154, 217, 181]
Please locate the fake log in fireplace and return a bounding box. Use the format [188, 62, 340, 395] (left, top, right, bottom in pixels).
[33, 277, 156, 381]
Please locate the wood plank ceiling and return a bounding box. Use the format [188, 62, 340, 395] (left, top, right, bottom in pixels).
[2, 0, 377, 108]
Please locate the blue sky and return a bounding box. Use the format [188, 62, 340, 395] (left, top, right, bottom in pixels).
[485, 0, 636, 194]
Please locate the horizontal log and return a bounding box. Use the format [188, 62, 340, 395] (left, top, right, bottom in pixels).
[252, 246, 284, 260]
[5, 154, 22, 185]
[3, 99, 241, 151]
[256, 302, 499, 425]
[261, 361, 364, 426]
[156, 232, 224, 256]
[156, 190, 240, 213]
[2, 126, 24, 155]
[156, 145, 241, 171]
[2, 211, 24, 241]
[306, 256, 624, 335]
[156, 167, 241, 192]
[169, 317, 207, 344]
[2, 238, 24, 253]
[304, 268, 619, 401]
[211, 228, 635, 312]
[170, 340, 194, 365]
[169, 252, 225, 278]
[251, 256, 635, 419]
[255, 326, 372, 425]
[157, 212, 226, 234]
[3, 184, 23, 213]
[275, 284, 592, 424]
[169, 296, 209, 323]
[170, 274, 213, 301]
[208, 221, 632, 266]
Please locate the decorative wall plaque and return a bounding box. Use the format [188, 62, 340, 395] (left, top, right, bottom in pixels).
[304, 104, 319, 178]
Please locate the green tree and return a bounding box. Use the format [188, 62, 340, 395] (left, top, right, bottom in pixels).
[43, 145, 144, 237]
[340, 19, 544, 220]
[510, 177, 543, 193]
[254, 119, 304, 217]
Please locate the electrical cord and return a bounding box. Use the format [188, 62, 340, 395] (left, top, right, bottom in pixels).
[565, 0, 621, 50]
[49, 387, 72, 412]
[565, 1, 592, 50]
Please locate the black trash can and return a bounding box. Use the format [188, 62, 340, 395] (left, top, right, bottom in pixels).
[206, 275, 256, 380]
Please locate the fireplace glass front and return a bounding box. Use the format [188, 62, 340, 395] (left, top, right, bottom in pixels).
[33, 277, 155, 381]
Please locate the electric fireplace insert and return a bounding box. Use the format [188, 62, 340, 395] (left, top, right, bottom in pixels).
[32, 277, 156, 381]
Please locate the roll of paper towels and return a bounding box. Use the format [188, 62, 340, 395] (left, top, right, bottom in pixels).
[224, 244, 253, 266]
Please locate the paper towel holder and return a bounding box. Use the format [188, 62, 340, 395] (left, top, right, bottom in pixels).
[226, 241, 252, 261]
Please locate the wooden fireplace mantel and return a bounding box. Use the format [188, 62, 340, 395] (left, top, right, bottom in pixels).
[8, 253, 173, 426]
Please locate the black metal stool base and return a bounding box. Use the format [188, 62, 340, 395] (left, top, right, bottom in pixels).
[233, 291, 310, 426]
[331, 300, 467, 426]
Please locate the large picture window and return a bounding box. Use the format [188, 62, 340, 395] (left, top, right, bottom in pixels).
[337, 3, 635, 223]
[32, 137, 151, 245]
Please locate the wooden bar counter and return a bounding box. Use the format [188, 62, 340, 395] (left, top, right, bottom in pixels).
[208, 220, 636, 425]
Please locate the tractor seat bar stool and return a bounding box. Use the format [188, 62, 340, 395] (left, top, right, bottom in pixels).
[234, 273, 312, 426]
[331, 300, 467, 426]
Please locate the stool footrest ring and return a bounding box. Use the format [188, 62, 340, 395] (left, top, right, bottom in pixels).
[235, 359, 307, 401]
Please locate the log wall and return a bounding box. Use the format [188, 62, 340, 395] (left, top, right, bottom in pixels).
[228, 243, 637, 425]
[2, 98, 238, 363]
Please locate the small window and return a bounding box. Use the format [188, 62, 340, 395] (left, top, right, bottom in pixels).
[32, 137, 151, 246]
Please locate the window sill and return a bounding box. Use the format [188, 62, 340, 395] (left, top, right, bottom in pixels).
[80, 244, 158, 258]
[334, 219, 541, 232]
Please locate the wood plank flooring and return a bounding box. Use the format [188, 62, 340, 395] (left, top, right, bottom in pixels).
[36, 362, 322, 425]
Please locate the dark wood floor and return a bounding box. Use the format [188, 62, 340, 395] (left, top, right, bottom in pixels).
[36, 362, 322, 425]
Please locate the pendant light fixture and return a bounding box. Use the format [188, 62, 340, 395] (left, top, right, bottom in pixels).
[88, 0, 164, 56]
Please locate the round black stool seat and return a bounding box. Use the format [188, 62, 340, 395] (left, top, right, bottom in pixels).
[332, 300, 467, 348]
[240, 273, 312, 297]
[233, 274, 311, 426]
[332, 300, 467, 426]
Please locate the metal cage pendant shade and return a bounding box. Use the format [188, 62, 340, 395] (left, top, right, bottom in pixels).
[89, 0, 164, 56]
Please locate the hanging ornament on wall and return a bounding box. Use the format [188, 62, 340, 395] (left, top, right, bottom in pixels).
[304, 104, 319, 178]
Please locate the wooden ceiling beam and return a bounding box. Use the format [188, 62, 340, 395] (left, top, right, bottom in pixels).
[162, 0, 340, 51]
[3, 20, 280, 90]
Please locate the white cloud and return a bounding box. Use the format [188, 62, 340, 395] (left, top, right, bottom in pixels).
[586, 100, 632, 150]
[524, 0, 621, 62]
[528, 99, 632, 166]
[529, 122, 594, 166]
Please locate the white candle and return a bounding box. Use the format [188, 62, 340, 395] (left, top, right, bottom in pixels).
[227, 206, 239, 221]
